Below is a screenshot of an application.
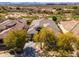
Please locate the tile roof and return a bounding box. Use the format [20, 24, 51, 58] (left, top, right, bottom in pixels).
[27, 19, 61, 34]
[0, 19, 27, 39]
[60, 20, 79, 35]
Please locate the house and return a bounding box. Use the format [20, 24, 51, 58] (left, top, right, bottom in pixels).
[0, 19, 28, 46]
[0, 20, 16, 29]
[0, 24, 6, 32]
[27, 18, 61, 40]
[60, 20, 79, 36]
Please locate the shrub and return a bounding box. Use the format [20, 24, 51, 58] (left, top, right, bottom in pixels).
[33, 27, 57, 50]
[52, 16, 57, 22]
[58, 49, 72, 57]
[57, 32, 78, 51]
[72, 6, 78, 9]
[3, 29, 27, 50]
[27, 20, 33, 25]
[0, 9, 7, 13]
[8, 17, 17, 20]
[73, 9, 79, 15]
[33, 28, 79, 56]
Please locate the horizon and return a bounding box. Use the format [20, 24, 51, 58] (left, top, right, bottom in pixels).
[0, 2, 79, 5]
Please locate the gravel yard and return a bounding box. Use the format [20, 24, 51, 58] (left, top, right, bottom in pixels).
[0, 51, 14, 57]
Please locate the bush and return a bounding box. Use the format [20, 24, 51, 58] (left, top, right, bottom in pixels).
[72, 6, 78, 9]
[8, 17, 17, 20]
[52, 16, 57, 22]
[33, 27, 57, 50]
[73, 9, 79, 15]
[34, 28, 79, 56]
[3, 29, 27, 50]
[0, 9, 7, 13]
[57, 32, 78, 51]
[58, 49, 72, 57]
[27, 20, 33, 25]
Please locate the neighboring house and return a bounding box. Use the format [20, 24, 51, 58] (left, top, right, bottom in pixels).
[27, 18, 61, 41]
[27, 18, 61, 35]
[0, 25, 6, 32]
[0, 20, 16, 29]
[0, 19, 28, 45]
[60, 20, 79, 36]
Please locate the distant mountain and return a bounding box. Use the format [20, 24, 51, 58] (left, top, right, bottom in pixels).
[0, 2, 79, 5]
[46, 2, 79, 5]
[0, 2, 47, 5]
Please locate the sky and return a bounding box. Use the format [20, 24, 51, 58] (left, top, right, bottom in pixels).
[0, 0, 79, 2]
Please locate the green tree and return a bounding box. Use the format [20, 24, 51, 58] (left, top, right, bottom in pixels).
[52, 16, 57, 22]
[52, 16, 63, 33]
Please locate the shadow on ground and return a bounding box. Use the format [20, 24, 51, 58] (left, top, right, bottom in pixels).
[15, 47, 39, 57]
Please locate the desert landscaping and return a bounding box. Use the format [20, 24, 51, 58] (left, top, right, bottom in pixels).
[0, 3, 79, 57]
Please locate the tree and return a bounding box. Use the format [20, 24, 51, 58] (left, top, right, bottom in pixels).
[3, 29, 27, 51]
[52, 16, 63, 33]
[52, 16, 57, 22]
